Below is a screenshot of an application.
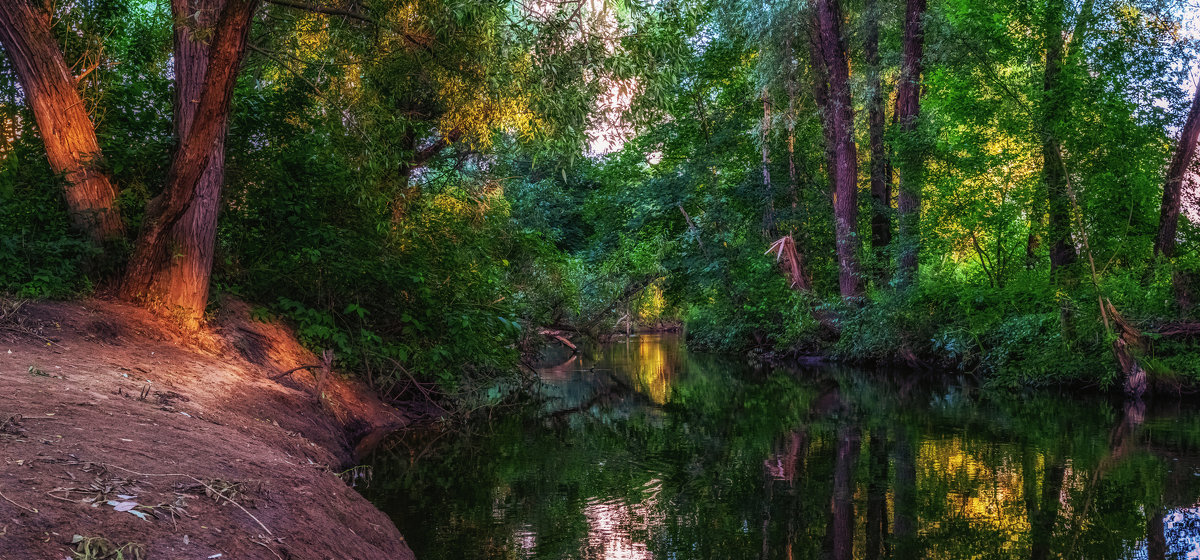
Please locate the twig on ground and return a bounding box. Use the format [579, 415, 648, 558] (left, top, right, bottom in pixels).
[0, 488, 37, 513]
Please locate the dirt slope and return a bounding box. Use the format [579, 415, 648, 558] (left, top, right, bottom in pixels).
[0, 298, 415, 559]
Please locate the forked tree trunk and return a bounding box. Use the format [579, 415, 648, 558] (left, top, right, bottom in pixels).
[1155, 77, 1200, 260]
[1042, 0, 1078, 281]
[865, 0, 892, 263]
[133, 0, 230, 323]
[894, 0, 925, 288]
[0, 0, 123, 243]
[123, 0, 258, 319]
[814, 0, 861, 299]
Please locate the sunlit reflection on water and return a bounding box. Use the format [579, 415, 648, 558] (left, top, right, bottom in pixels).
[366, 334, 1200, 559]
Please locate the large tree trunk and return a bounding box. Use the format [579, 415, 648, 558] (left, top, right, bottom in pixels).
[1042, 0, 1078, 281]
[131, 0, 230, 324]
[123, 0, 258, 319]
[814, 0, 861, 299]
[865, 0, 892, 267]
[0, 0, 123, 243]
[894, 0, 926, 288]
[1155, 77, 1200, 259]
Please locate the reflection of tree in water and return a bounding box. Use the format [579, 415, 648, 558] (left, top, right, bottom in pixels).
[363, 336, 1200, 560]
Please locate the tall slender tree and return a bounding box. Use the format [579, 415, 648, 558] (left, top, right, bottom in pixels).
[0, 0, 124, 244]
[813, 0, 861, 299]
[1041, 0, 1078, 280]
[865, 0, 892, 268]
[894, 0, 925, 288]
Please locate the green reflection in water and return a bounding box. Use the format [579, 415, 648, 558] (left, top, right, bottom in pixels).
[363, 334, 1200, 559]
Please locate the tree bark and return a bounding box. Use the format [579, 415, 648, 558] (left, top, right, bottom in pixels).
[894, 0, 926, 288]
[814, 0, 861, 299]
[1042, 0, 1078, 281]
[0, 0, 124, 243]
[123, 0, 259, 318]
[865, 0, 892, 264]
[130, 0, 230, 324]
[1155, 77, 1200, 259]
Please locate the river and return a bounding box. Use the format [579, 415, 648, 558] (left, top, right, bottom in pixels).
[364, 333, 1200, 559]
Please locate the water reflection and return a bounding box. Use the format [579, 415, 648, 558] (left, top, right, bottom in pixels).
[364, 334, 1200, 559]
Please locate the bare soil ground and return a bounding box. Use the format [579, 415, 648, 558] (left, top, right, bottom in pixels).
[0, 297, 415, 559]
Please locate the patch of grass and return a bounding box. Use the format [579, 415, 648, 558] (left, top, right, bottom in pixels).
[70, 535, 145, 560]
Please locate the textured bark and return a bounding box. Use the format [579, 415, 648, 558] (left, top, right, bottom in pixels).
[1042, 0, 1077, 280]
[123, 0, 259, 315]
[894, 0, 926, 288]
[132, 0, 230, 324]
[865, 0, 892, 259]
[0, 0, 123, 243]
[814, 0, 861, 299]
[1155, 78, 1200, 259]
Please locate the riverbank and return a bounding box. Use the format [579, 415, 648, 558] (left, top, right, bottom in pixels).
[0, 298, 414, 559]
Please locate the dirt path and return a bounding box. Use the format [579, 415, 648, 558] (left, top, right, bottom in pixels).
[0, 298, 414, 559]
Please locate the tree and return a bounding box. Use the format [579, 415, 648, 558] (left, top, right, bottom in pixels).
[0, 0, 123, 244]
[122, 0, 259, 320]
[813, 0, 861, 299]
[125, 0, 231, 322]
[894, 0, 925, 288]
[865, 0, 892, 270]
[1155, 78, 1200, 260]
[1040, 0, 1078, 280]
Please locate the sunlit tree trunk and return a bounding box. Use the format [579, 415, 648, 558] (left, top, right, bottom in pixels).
[0, 0, 123, 244]
[1041, 0, 1077, 281]
[814, 0, 861, 299]
[123, 0, 259, 320]
[131, 0, 230, 324]
[894, 0, 925, 288]
[865, 0, 892, 270]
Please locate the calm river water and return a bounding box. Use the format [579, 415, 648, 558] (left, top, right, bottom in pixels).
[364, 334, 1200, 559]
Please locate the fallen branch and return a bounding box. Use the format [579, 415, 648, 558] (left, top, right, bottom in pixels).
[0, 488, 37, 513]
